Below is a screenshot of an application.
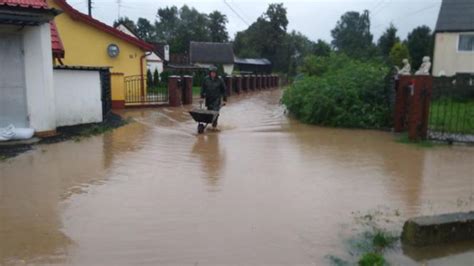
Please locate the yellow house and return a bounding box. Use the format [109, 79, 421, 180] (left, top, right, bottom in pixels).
[47, 0, 154, 108]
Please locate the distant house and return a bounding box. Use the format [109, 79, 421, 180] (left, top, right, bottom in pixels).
[0, 0, 59, 135]
[189, 42, 235, 74]
[433, 0, 474, 76]
[47, 0, 154, 108]
[234, 58, 272, 74]
[115, 23, 169, 76]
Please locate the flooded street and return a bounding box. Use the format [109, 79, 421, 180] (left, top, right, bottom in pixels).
[1, 89, 473, 265]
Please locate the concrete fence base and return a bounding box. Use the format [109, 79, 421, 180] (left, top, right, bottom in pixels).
[401, 212, 474, 246]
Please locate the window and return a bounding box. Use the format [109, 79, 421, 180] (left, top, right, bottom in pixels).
[458, 34, 474, 51]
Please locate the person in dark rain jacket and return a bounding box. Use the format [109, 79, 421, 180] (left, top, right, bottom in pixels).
[200, 66, 227, 128]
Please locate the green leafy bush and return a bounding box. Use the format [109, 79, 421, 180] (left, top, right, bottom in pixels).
[282, 54, 390, 128]
[358, 253, 386, 266]
[389, 42, 410, 67]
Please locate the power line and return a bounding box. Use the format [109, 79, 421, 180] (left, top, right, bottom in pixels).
[372, 3, 439, 30]
[222, 0, 250, 26]
[372, 0, 392, 17]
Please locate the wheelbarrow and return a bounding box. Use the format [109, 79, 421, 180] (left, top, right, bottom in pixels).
[189, 101, 220, 134]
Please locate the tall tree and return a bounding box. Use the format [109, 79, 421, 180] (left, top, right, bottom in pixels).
[208, 11, 229, 42]
[113, 16, 137, 32]
[234, 3, 290, 72]
[406, 25, 433, 69]
[331, 10, 375, 58]
[176, 5, 211, 52]
[136, 18, 154, 42]
[313, 39, 331, 57]
[155, 6, 180, 52]
[378, 23, 400, 58]
[284, 31, 316, 75]
[155, 5, 211, 54]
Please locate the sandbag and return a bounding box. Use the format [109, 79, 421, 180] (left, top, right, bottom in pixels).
[0, 124, 35, 141]
[12, 127, 35, 140]
[0, 125, 15, 141]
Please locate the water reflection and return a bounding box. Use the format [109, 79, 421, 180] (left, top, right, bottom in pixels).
[0, 122, 151, 264]
[191, 133, 225, 188]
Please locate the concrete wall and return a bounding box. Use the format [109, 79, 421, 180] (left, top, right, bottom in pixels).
[433, 32, 474, 76]
[54, 69, 103, 127]
[23, 24, 57, 133]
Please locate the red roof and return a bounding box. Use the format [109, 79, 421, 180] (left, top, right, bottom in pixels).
[0, 0, 48, 9]
[52, 0, 154, 51]
[50, 21, 64, 58]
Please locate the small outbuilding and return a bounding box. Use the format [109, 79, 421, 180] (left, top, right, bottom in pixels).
[234, 58, 272, 74]
[189, 42, 235, 74]
[0, 0, 59, 135]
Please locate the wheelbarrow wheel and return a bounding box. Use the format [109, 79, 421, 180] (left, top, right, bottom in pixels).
[197, 123, 205, 134]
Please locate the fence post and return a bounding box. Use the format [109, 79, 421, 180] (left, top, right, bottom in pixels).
[394, 75, 413, 132]
[111, 72, 125, 109]
[168, 75, 181, 107]
[242, 75, 249, 91]
[235, 75, 242, 94]
[182, 75, 193, 105]
[408, 76, 433, 141]
[225, 76, 233, 97]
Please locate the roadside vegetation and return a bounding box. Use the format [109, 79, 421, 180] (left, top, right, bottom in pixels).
[282, 54, 391, 128]
[327, 209, 401, 266]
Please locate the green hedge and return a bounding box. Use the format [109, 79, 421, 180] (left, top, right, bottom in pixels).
[282, 54, 391, 128]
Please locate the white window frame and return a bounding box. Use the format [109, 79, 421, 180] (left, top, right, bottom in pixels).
[457, 33, 474, 53]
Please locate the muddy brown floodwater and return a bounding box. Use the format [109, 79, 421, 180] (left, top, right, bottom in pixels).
[1, 90, 473, 265]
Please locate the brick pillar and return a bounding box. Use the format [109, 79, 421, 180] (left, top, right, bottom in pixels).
[225, 76, 233, 97]
[256, 75, 261, 89]
[271, 75, 275, 87]
[244, 75, 250, 91]
[235, 75, 242, 94]
[168, 75, 182, 107]
[269, 75, 273, 88]
[408, 76, 433, 141]
[262, 75, 266, 89]
[182, 75, 193, 105]
[394, 75, 413, 132]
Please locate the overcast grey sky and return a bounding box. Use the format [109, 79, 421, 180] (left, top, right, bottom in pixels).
[71, 0, 442, 42]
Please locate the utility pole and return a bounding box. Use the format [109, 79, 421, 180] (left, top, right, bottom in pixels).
[88, 0, 92, 17]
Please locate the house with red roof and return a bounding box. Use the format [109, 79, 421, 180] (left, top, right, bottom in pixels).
[0, 0, 60, 135]
[47, 0, 156, 108]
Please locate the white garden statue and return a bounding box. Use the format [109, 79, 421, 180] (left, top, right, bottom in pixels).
[396, 58, 411, 75]
[415, 56, 431, 75]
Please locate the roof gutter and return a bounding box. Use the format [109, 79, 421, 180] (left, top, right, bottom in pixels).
[140, 51, 152, 98]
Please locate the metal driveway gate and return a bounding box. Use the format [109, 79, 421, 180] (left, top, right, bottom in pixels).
[428, 74, 474, 143]
[124, 75, 168, 105]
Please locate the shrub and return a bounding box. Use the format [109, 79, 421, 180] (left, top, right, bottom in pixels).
[389, 42, 410, 68]
[358, 253, 386, 266]
[282, 54, 390, 128]
[146, 69, 153, 87]
[153, 69, 160, 87]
